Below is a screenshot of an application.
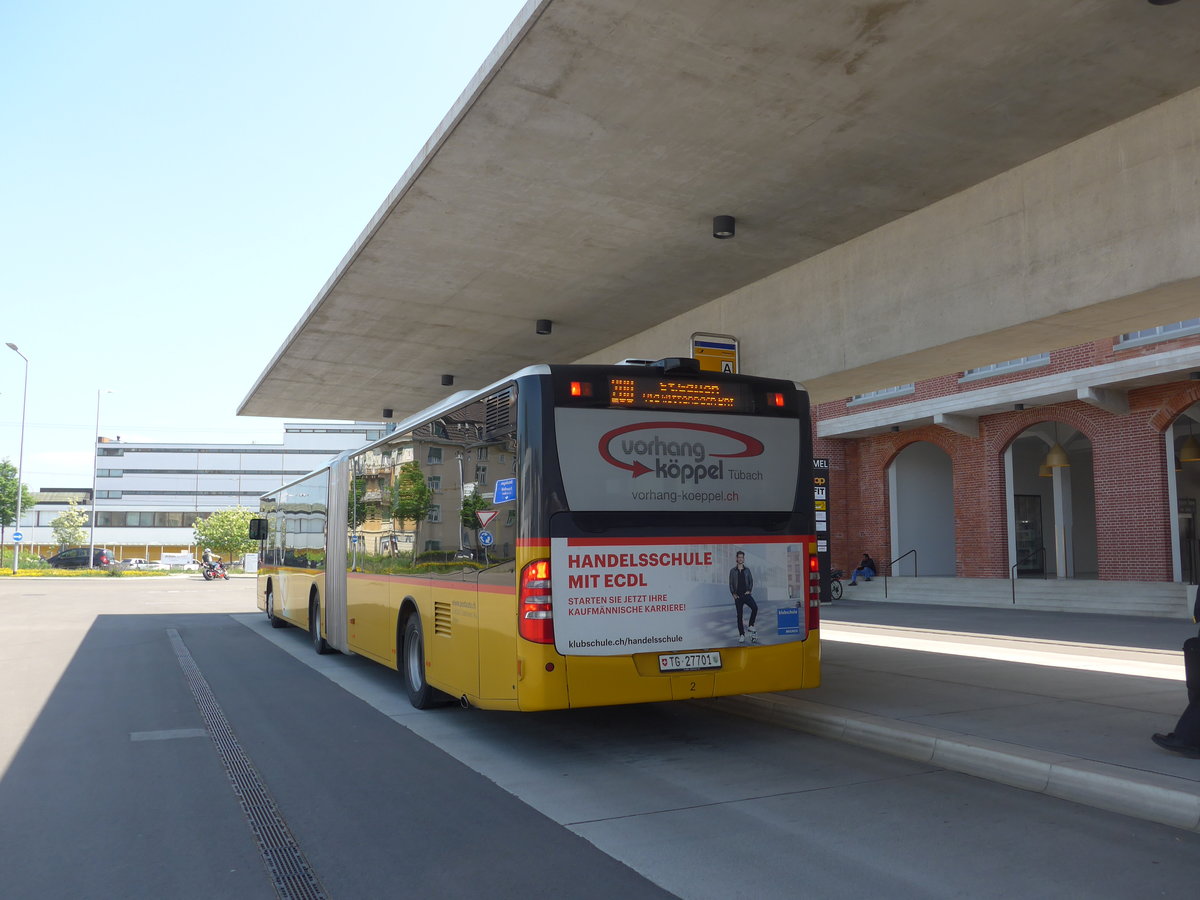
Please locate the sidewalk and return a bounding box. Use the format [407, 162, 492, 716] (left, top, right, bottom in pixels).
[707, 598, 1200, 832]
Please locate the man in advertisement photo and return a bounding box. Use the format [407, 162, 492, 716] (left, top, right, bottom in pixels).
[729, 550, 758, 643]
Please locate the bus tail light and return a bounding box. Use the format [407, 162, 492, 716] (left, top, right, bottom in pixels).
[807, 551, 820, 632]
[768, 392, 785, 407]
[519, 559, 555, 644]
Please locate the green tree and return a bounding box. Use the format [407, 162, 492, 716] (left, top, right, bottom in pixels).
[391, 460, 432, 558]
[459, 487, 490, 548]
[193, 506, 259, 563]
[51, 499, 88, 549]
[348, 474, 367, 531]
[0, 458, 35, 566]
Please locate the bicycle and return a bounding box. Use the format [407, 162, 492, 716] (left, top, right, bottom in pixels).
[828, 568, 845, 601]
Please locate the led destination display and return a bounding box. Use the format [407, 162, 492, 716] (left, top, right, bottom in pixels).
[609, 377, 752, 411]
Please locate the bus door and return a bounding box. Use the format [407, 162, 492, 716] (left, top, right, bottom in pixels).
[441, 392, 519, 703]
[344, 445, 413, 665]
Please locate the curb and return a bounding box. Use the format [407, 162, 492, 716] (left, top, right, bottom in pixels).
[703, 693, 1200, 833]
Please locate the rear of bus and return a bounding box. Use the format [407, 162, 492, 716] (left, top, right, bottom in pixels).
[513, 358, 820, 710]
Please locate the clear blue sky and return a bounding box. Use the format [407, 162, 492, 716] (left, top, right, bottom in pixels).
[1, 0, 527, 491]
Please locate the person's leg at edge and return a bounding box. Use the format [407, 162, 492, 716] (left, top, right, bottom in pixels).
[1152, 636, 1200, 755]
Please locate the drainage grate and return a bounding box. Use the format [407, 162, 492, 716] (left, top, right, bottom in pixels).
[167, 628, 327, 900]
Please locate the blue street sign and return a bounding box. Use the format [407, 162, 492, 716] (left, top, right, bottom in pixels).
[478, 530, 495, 547]
[12, 531, 23, 543]
[494, 478, 516, 504]
[350, 535, 359, 544]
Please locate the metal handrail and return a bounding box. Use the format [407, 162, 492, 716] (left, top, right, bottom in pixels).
[883, 549, 917, 598]
[1010, 546, 1047, 604]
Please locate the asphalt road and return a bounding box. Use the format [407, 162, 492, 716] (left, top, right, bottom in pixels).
[2, 577, 1199, 899]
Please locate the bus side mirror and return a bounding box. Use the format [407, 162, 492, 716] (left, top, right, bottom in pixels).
[249, 518, 268, 541]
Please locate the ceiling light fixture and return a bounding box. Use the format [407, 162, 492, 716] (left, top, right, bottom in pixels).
[712, 215, 736, 239]
[382, 408, 393, 419]
[1181, 417, 1200, 462]
[441, 374, 454, 386]
[1043, 422, 1070, 468]
[536, 319, 552, 335]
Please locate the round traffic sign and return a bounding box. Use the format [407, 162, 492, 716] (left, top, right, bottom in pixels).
[478, 530, 494, 547]
[12, 531, 22, 543]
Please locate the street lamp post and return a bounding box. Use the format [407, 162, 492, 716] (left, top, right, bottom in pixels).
[5, 343, 28, 574]
[88, 389, 112, 568]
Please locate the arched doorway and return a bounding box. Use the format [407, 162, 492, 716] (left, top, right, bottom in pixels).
[1006, 421, 1097, 578]
[1169, 403, 1200, 584]
[888, 441, 955, 576]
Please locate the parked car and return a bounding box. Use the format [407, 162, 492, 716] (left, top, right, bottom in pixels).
[46, 548, 116, 569]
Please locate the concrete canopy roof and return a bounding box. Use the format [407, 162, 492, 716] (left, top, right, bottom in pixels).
[239, 0, 1200, 422]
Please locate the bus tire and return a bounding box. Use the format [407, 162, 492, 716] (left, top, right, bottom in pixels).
[266, 584, 287, 629]
[401, 615, 435, 709]
[309, 594, 330, 655]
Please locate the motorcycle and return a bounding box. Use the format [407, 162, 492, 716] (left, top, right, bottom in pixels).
[202, 561, 229, 581]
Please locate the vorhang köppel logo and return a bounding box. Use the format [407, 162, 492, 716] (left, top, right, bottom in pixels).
[597, 422, 764, 485]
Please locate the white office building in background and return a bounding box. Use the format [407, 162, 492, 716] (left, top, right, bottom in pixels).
[16, 422, 385, 559]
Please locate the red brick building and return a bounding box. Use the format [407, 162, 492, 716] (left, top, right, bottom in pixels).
[814, 320, 1200, 611]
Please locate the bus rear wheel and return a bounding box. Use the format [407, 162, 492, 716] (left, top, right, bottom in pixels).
[402, 616, 434, 709]
[310, 596, 330, 654]
[266, 585, 286, 629]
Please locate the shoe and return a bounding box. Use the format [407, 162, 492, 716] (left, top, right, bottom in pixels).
[738, 634, 745, 643]
[865, 577, 872, 582]
[1152, 732, 1200, 758]
[750, 634, 759, 644]
[748, 626, 757, 634]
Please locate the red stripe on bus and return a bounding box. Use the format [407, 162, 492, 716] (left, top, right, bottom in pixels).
[346, 571, 513, 593]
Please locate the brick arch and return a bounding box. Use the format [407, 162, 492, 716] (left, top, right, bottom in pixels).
[1149, 385, 1200, 433]
[879, 429, 958, 471]
[991, 405, 1100, 455]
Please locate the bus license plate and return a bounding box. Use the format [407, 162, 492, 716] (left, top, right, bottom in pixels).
[658, 651, 722, 672]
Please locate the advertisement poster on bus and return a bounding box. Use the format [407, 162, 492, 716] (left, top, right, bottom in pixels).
[554, 409, 800, 513]
[550, 535, 812, 656]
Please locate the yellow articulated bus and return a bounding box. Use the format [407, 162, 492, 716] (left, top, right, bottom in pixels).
[250, 358, 820, 711]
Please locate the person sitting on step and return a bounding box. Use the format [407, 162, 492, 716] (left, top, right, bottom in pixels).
[848, 553, 876, 586]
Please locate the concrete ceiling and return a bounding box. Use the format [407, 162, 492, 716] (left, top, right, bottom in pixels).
[239, 0, 1200, 422]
